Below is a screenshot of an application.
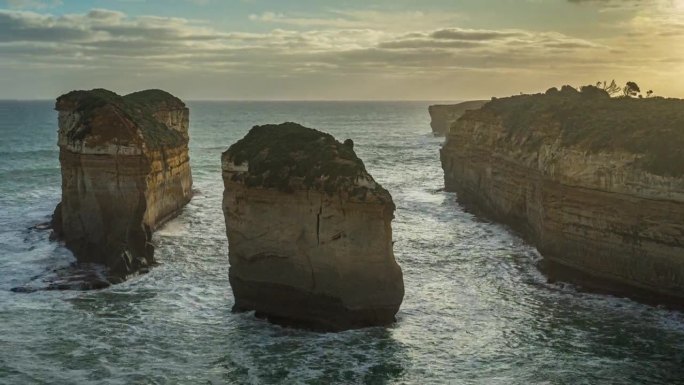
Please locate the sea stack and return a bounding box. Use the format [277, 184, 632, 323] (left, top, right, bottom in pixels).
[52, 89, 192, 283]
[222, 122, 404, 331]
[440, 85, 684, 304]
[428, 100, 488, 136]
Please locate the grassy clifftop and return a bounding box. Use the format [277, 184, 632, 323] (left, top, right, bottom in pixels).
[429, 100, 488, 113]
[56, 88, 187, 149]
[223, 122, 392, 200]
[470, 86, 684, 177]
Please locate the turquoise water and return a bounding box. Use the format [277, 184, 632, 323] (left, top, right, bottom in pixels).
[0, 101, 683, 384]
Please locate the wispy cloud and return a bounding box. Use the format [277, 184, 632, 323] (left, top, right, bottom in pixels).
[4, 0, 61, 9]
[248, 9, 463, 32]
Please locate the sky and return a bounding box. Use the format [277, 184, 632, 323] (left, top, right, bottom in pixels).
[0, 0, 683, 100]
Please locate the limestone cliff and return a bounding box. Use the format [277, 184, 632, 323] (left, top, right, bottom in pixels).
[429, 100, 488, 136]
[52, 89, 192, 282]
[222, 122, 404, 331]
[440, 86, 684, 304]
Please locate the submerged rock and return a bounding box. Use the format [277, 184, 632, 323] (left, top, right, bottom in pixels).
[428, 100, 488, 136]
[440, 87, 684, 305]
[221, 122, 404, 331]
[11, 263, 113, 293]
[51, 89, 193, 282]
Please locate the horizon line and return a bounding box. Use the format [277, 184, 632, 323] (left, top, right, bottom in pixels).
[0, 98, 476, 103]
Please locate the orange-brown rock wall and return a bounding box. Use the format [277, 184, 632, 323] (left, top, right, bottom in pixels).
[440, 116, 684, 303]
[52, 90, 192, 280]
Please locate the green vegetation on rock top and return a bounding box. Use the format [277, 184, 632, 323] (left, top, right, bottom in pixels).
[223, 122, 392, 199]
[429, 100, 488, 111]
[473, 86, 684, 177]
[124, 89, 185, 108]
[56, 88, 187, 149]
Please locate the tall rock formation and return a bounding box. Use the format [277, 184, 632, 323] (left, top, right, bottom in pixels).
[440, 85, 684, 305]
[429, 100, 488, 136]
[52, 89, 192, 282]
[222, 122, 404, 331]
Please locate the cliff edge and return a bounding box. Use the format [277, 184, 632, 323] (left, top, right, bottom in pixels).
[51, 89, 193, 284]
[429, 100, 488, 136]
[440, 86, 684, 304]
[222, 122, 404, 331]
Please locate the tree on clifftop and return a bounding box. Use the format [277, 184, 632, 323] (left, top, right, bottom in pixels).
[624, 81, 641, 97]
[597, 80, 622, 96]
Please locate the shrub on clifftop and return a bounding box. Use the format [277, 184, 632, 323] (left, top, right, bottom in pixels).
[477, 87, 684, 176]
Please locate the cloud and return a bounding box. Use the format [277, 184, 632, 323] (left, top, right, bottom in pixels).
[0, 4, 681, 99]
[248, 10, 463, 32]
[0, 11, 92, 42]
[4, 0, 61, 9]
[86, 9, 126, 22]
[566, 0, 662, 12]
[431, 29, 523, 41]
[0, 8, 651, 75]
[378, 39, 482, 50]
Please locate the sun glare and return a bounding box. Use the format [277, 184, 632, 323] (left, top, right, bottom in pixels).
[675, 0, 684, 11]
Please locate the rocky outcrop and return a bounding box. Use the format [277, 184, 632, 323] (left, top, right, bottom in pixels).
[429, 100, 488, 136]
[222, 122, 404, 331]
[51, 89, 192, 283]
[440, 86, 684, 305]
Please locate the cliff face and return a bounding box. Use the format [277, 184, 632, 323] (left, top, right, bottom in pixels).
[440, 87, 684, 304]
[429, 100, 488, 136]
[222, 123, 404, 331]
[52, 89, 192, 282]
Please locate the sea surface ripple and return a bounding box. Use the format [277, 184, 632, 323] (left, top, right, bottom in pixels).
[0, 101, 683, 384]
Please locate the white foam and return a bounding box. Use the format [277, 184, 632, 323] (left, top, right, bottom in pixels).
[155, 218, 188, 237]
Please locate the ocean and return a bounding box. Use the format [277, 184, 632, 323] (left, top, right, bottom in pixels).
[1, 100, 683, 384]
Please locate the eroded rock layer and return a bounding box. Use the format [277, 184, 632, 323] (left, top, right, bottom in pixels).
[429, 100, 488, 136]
[52, 89, 192, 280]
[222, 122, 404, 331]
[440, 86, 684, 304]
